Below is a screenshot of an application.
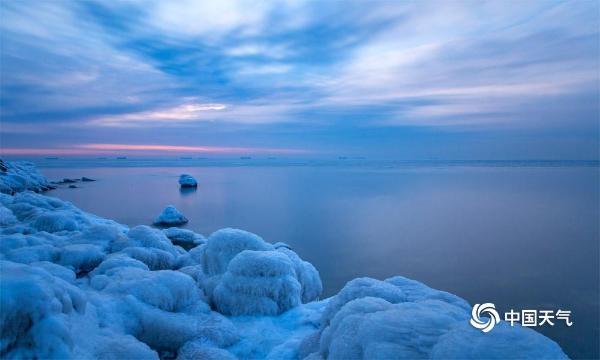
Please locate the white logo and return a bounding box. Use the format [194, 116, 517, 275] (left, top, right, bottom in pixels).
[470, 303, 500, 333]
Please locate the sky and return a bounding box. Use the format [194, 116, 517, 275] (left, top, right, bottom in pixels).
[0, 0, 598, 159]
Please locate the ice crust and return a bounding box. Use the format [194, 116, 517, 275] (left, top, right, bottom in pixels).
[154, 205, 188, 226]
[178, 174, 198, 188]
[0, 162, 568, 359]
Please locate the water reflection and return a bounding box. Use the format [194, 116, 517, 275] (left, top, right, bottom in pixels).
[179, 187, 197, 196]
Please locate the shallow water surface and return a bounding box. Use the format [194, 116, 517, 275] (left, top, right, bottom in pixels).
[39, 161, 599, 359]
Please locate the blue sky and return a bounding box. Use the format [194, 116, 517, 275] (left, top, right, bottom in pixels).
[0, 0, 598, 159]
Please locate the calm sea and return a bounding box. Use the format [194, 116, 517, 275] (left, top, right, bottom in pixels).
[22, 158, 600, 359]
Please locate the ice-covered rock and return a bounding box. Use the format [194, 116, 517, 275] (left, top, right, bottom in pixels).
[33, 211, 79, 232]
[300, 276, 567, 360]
[320, 277, 407, 328]
[71, 224, 127, 251]
[177, 340, 237, 360]
[114, 225, 180, 255]
[154, 205, 188, 226]
[178, 174, 197, 188]
[163, 227, 205, 250]
[0, 260, 86, 359]
[128, 301, 239, 352]
[190, 228, 322, 316]
[90, 254, 150, 276]
[0, 205, 17, 226]
[214, 250, 302, 316]
[320, 298, 470, 359]
[0, 161, 53, 194]
[431, 321, 568, 359]
[91, 267, 207, 312]
[276, 247, 322, 303]
[31, 261, 77, 283]
[201, 228, 274, 275]
[119, 246, 176, 270]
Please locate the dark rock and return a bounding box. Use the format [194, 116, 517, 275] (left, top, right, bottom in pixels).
[81, 177, 96, 182]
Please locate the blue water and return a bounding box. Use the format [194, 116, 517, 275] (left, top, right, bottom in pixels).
[21, 158, 599, 359]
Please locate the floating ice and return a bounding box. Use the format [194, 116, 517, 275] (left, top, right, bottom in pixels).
[154, 205, 188, 226]
[0, 161, 568, 359]
[179, 174, 198, 188]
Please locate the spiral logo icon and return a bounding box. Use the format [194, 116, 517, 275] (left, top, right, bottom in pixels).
[470, 303, 500, 333]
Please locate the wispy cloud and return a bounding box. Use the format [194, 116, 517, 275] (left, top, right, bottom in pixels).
[0, 0, 598, 158]
[90, 103, 227, 126]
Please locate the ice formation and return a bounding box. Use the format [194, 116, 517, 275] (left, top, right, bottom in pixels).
[163, 227, 205, 250]
[178, 174, 198, 188]
[154, 205, 189, 226]
[0, 161, 54, 194]
[0, 161, 568, 359]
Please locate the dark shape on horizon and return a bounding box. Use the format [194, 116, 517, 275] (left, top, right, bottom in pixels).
[180, 157, 193, 160]
[116, 157, 127, 160]
[240, 156, 252, 160]
[45, 157, 59, 160]
[62, 178, 77, 183]
[68, 185, 77, 188]
[338, 156, 348, 160]
[81, 177, 96, 182]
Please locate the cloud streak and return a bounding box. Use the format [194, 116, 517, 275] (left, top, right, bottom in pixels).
[0, 0, 598, 158]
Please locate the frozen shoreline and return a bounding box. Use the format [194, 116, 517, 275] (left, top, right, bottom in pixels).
[0, 162, 567, 359]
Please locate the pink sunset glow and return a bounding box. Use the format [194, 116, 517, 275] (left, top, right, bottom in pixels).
[0, 143, 310, 156]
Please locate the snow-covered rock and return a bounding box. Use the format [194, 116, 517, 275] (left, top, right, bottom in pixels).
[186, 228, 322, 316]
[178, 174, 197, 188]
[214, 250, 303, 316]
[201, 228, 274, 276]
[177, 339, 237, 360]
[0, 161, 53, 194]
[431, 321, 568, 359]
[0, 161, 569, 360]
[154, 205, 188, 226]
[91, 267, 207, 312]
[58, 244, 105, 274]
[299, 276, 567, 360]
[0, 260, 86, 359]
[163, 227, 205, 250]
